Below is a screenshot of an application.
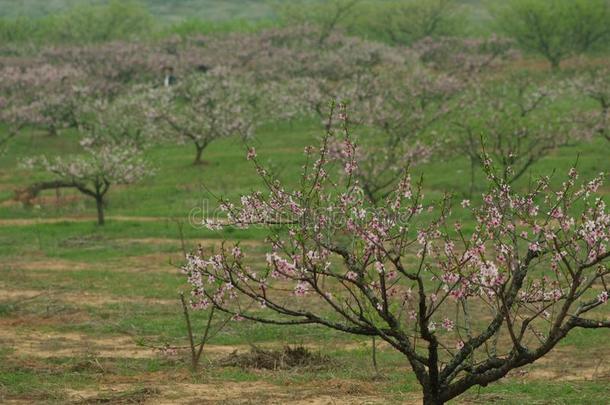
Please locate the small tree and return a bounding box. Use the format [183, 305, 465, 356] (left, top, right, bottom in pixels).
[412, 35, 517, 76]
[573, 67, 610, 142]
[16, 89, 153, 223]
[0, 97, 35, 152]
[350, 68, 462, 204]
[275, 0, 361, 44]
[265, 35, 410, 125]
[21, 139, 150, 225]
[354, 0, 461, 46]
[148, 68, 261, 165]
[0, 63, 86, 136]
[452, 75, 568, 196]
[493, 0, 610, 70]
[183, 105, 610, 405]
[47, 0, 154, 44]
[77, 88, 155, 148]
[277, 67, 459, 205]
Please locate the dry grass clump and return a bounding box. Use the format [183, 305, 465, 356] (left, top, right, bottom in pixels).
[219, 345, 332, 371]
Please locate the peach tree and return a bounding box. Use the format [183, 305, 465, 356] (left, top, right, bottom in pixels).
[147, 68, 261, 165]
[18, 93, 153, 225]
[183, 105, 610, 405]
[573, 67, 610, 143]
[452, 74, 570, 197]
[21, 138, 150, 225]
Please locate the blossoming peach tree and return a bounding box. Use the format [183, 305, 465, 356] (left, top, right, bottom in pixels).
[147, 68, 261, 165]
[573, 67, 610, 143]
[277, 67, 461, 205]
[182, 105, 609, 404]
[0, 63, 87, 136]
[347, 68, 462, 204]
[21, 138, 150, 225]
[452, 74, 569, 197]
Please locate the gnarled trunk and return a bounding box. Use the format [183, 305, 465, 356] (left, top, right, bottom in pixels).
[423, 395, 444, 405]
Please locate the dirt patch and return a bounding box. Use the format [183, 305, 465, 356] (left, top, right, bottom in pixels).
[524, 365, 610, 381]
[0, 321, 253, 360]
[525, 347, 610, 381]
[67, 382, 286, 405]
[0, 286, 176, 308]
[0, 327, 155, 359]
[8, 259, 91, 272]
[0, 289, 45, 301]
[118, 237, 196, 246]
[0, 216, 167, 226]
[68, 386, 160, 404]
[59, 292, 176, 307]
[162, 380, 389, 405]
[121, 252, 186, 273]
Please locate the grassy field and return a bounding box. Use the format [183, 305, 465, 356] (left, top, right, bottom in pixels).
[1, 103, 610, 404]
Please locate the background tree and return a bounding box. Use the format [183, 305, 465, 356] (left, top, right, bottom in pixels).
[17, 92, 153, 225]
[184, 107, 610, 405]
[573, 67, 610, 142]
[350, 68, 462, 204]
[412, 35, 517, 76]
[0, 0, 153, 45]
[0, 63, 86, 136]
[452, 75, 569, 196]
[275, 0, 361, 44]
[20, 139, 150, 225]
[0, 97, 38, 152]
[148, 68, 262, 165]
[353, 0, 462, 46]
[0, 97, 19, 154]
[45, 0, 154, 44]
[263, 34, 411, 125]
[279, 67, 461, 205]
[77, 88, 156, 149]
[492, 0, 610, 70]
[43, 42, 173, 96]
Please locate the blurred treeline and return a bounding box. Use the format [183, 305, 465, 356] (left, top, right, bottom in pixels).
[1, 0, 609, 61]
[0, 0, 490, 45]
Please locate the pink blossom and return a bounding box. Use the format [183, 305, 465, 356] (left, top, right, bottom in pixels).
[442, 318, 455, 331]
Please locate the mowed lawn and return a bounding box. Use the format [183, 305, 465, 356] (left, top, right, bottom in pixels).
[1, 117, 610, 403]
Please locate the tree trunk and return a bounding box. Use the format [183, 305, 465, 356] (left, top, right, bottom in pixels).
[423, 391, 444, 405]
[95, 197, 105, 225]
[371, 336, 378, 374]
[194, 144, 205, 165]
[550, 58, 561, 71]
[46, 123, 60, 137]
